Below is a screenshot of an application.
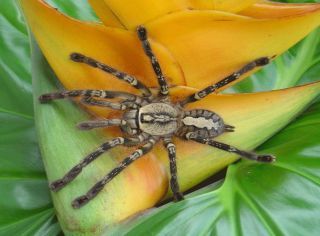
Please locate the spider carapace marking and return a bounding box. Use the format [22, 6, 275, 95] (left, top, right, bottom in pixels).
[137, 103, 179, 136]
[123, 102, 224, 137]
[40, 25, 276, 209]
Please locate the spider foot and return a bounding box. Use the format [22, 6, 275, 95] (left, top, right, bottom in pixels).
[255, 57, 271, 66]
[77, 121, 95, 130]
[136, 25, 147, 41]
[70, 52, 85, 62]
[72, 195, 90, 209]
[173, 192, 184, 202]
[257, 154, 276, 163]
[39, 93, 64, 103]
[49, 179, 66, 192]
[71, 52, 98, 68]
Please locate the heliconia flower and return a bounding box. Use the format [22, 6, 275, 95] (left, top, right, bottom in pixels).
[20, 0, 320, 234]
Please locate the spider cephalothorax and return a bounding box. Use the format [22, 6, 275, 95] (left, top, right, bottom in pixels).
[40, 26, 275, 208]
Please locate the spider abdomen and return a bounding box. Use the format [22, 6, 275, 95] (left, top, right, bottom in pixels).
[138, 103, 179, 136]
[177, 109, 225, 139]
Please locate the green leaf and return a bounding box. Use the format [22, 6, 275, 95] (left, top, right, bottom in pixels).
[0, 112, 56, 235]
[0, 0, 98, 234]
[274, 28, 320, 89]
[0, 1, 59, 235]
[0, 0, 32, 117]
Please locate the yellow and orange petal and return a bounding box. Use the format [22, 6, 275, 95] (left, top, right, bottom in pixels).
[22, 0, 320, 92]
[87, 0, 125, 28]
[145, 8, 320, 89]
[89, 0, 187, 29]
[20, 0, 185, 117]
[240, 0, 320, 19]
[88, 0, 260, 29]
[211, 0, 258, 13]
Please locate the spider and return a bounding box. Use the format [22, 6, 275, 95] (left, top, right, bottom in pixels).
[40, 26, 276, 209]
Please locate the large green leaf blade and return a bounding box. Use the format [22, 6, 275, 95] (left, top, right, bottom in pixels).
[0, 1, 57, 235]
[0, 0, 32, 117]
[0, 0, 98, 235]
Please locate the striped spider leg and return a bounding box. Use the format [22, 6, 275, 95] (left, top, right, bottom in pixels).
[72, 137, 158, 208]
[180, 57, 273, 106]
[187, 134, 275, 163]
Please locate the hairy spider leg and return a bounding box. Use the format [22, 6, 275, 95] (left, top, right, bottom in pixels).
[72, 137, 158, 208]
[189, 136, 276, 162]
[70, 53, 152, 98]
[180, 57, 272, 106]
[39, 89, 144, 108]
[77, 118, 126, 130]
[82, 98, 131, 111]
[164, 138, 184, 201]
[50, 134, 150, 192]
[80, 96, 140, 112]
[40, 89, 141, 102]
[137, 26, 169, 96]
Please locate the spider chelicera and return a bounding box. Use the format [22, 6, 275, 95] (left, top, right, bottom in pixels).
[40, 26, 276, 209]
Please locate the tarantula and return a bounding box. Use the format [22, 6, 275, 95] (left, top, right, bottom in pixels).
[40, 26, 275, 209]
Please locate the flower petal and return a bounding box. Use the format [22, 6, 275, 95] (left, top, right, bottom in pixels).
[191, 0, 259, 13]
[88, 0, 259, 29]
[145, 8, 320, 89]
[87, 0, 125, 28]
[239, 0, 320, 19]
[20, 0, 185, 103]
[89, 0, 188, 30]
[211, 0, 258, 13]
